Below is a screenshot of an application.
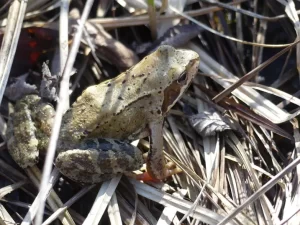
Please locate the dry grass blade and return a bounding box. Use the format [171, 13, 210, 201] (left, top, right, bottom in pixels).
[157, 189, 187, 225]
[201, 0, 277, 21]
[251, 126, 283, 175]
[170, 4, 290, 47]
[22, 167, 75, 225]
[107, 193, 122, 225]
[59, 0, 69, 74]
[280, 118, 300, 225]
[26, 0, 55, 12]
[193, 79, 220, 182]
[165, 152, 267, 225]
[217, 156, 300, 225]
[226, 132, 273, 222]
[3, 1, 300, 225]
[89, 0, 246, 28]
[281, 0, 300, 78]
[82, 176, 122, 225]
[0, 203, 15, 224]
[202, 74, 300, 107]
[117, 191, 156, 225]
[0, 1, 13, 16]
[24, 2, 60, 20]
[189, 42, 296, 124]
[178, 185, 206, 224]
[59, 0, 69, 110]
[35, 1, 94, 224]
[147, 0, 157, 39]
[42, 185, 96, 225]
[0, 116, 6, 140]
[0, 181, 27, 199]
[227, 101, 294, 140]
[213, 40, 300, 103]
[195, 83, 294, 140]
[0, 159, 27, 180]
[0, 0, 27, 104]
[130, 179, 238, 225]
[280, 206, 300, 225]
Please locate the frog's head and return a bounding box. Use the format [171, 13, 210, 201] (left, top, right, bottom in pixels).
[153, 45, 200, 115]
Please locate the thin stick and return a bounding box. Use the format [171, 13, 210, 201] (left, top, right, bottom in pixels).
[42, 185, 96, 225]
[59, 0, 69, 110]
[34, 1, 95, 224]
[0, 0, 27, 104]
[22, 168, 60, 225]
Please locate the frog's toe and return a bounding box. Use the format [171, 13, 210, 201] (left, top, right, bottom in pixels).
[145, 161, 183, 181]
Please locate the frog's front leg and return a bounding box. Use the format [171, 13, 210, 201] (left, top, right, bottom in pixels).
[55, 138, 144, 183]
[146, 120, 168, 180]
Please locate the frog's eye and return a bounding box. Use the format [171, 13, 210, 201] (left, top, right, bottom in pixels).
[177, 72, 187, 84]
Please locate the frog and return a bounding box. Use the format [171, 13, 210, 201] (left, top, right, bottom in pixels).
[7, 45, 200, 183]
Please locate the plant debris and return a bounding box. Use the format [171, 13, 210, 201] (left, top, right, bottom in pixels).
[187, 108, 231, 136]
[0, 1, 300, 225]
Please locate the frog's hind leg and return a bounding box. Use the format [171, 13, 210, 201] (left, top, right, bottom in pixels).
[55, 138, 143, 183]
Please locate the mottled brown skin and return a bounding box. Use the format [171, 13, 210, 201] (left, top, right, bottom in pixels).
[7, 45, 200, 183]
[7, 95, 55, 168]
[56, 138, 143, 183]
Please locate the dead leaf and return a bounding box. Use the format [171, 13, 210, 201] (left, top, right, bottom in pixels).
[5, 74, 37, 101]
[188, 109, 231, 136]
[40, 62, 59, 101]
[84, 22, 139, 71]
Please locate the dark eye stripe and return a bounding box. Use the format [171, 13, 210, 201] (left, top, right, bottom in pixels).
[177, 72, 187, 83]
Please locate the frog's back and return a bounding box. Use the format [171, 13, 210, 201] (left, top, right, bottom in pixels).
[60, 82, 163, 142]
[60, 45, 199, 143]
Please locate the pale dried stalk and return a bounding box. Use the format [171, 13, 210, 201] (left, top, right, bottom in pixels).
[0, 180, 26, 199]
[147, 0, 157, 39]
[217, 157, 300, 225]
[157, 190, 187, 225]
[130, 179, 238, 225]
[22, 167, 75, 225]
[0, 0, 27, 104]
[170, 5, 289, 48]
[226, 132, 273, 223]
[59, 0, 69, 109]
[35, 1, 94, 224]
[281, 1, 300, 79]
[0, 203, 15, 224]
[42, 185, 96, 225]
[82, 176, 122, 225]
[188, 43, 297, 124]
[89, 0, 244, 28]
[107, 193, 122, 225]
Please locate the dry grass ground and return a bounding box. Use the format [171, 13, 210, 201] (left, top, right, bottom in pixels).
[0, 1, 300, 225]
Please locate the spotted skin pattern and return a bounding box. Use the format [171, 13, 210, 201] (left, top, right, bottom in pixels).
[56, 138, 143, 183]
[7, 46, 199, 183]
[7, 95, 55, 168]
